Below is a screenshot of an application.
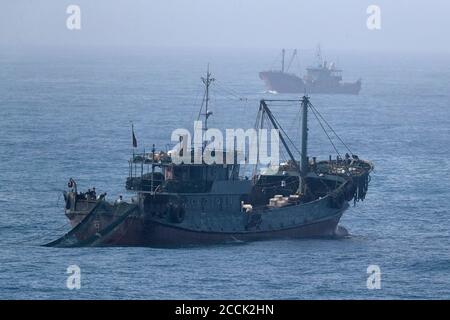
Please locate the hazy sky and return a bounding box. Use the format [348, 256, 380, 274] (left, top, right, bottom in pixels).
[1, 0, 449, 53]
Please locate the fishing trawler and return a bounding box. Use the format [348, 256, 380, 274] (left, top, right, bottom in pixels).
[46, 70, 373, 248]
[259, 47, 362, 94]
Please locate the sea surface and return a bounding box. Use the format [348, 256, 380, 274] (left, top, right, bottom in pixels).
[0, 47, 449, 299]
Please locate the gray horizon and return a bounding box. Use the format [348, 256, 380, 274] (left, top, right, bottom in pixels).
[0, 0, 449, 54]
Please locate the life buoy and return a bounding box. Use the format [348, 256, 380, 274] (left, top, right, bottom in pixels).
[67, 178, 77, 193]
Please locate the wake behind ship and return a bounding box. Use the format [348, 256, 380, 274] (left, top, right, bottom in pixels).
[46, 70, 372, 248]
[260, 48, 361, 94]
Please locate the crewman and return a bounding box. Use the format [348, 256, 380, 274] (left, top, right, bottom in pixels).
[345, 153, 351, 164]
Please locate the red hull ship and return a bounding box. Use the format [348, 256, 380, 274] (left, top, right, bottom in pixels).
[259, 48, 361, 94]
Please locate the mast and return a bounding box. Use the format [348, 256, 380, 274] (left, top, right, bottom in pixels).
[259, 100, 302, 175]
[151, 144, 155, 192]
[316, 45, 323, 67]
[300, 96, 309, 190]
[259, 99, 309, 193]
[281, 48, 285, 73]
[201, 66, 214, 133]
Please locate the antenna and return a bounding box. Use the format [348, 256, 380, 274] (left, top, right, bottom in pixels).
[316, 44, 323, 67]
[200, 65, 215, 146]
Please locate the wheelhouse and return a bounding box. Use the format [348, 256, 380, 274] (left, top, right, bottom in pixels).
[126, 149, 241, 193]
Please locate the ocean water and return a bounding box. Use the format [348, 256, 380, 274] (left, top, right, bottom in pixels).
[0, 47, 449, 299]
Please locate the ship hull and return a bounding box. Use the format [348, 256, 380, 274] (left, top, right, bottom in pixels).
[141, 210, 345, 247]
[259, 71, 361, 95]
[259, 71, 305, 93]
[64, 202, 348, 248]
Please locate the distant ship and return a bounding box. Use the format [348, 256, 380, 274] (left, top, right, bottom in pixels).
[259, 47, 361, 94]
[46, 69, 372, 248]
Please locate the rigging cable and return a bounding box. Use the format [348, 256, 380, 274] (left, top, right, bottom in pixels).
[267, 107, 303, 158]
[214, 80, 248, 102]
[308, 102, 353, 155]
[308, 103, 341, 158]
[196, 89, 207, 121]
[286, 49, 297, 72]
